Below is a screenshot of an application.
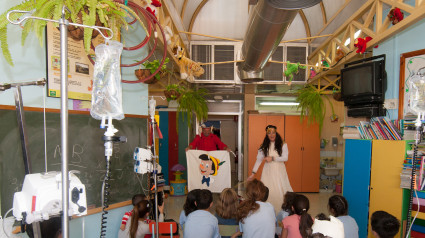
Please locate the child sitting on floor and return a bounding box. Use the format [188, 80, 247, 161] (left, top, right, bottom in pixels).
[184, 189, 220, 238]
[371, 211, 400, 238]
[118, 200, 164, 238]
[276, 192, 296, 236]
[179, 189, 200, 229]
[328, 195, 358, 238]
[281, 194, 313, 238]
[120, 194, 146, 231]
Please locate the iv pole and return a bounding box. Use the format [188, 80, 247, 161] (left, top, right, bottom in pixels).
[7, 8, 113, 238]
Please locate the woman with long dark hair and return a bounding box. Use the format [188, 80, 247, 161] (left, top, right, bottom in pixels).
[248, 125, 293, 212]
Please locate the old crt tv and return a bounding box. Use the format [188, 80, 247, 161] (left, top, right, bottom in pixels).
[341, 54, 386, 106]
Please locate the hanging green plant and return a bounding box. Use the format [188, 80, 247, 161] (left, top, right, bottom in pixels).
[177, 87, 208, 129]
[296, 86, 329, 135]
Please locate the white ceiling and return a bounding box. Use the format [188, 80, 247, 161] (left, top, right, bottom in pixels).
[168, 0, 368, 46]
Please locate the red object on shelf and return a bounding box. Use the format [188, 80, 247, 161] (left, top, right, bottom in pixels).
[411, 230, 425, 238]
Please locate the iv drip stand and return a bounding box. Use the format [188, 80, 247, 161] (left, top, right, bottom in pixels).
[7, 8, 113, 238]
[149, 98, 160, 238]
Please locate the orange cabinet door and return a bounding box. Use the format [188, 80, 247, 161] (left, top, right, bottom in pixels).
[285, 116, 303, 192]
[301, 119, 320, 192]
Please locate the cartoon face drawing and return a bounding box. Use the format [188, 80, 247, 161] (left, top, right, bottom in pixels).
[199, 159, 213, 177]
[198, 154, 225, 187]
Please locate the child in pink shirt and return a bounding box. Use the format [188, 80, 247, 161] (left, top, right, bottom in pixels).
[281, 194, 313, 238]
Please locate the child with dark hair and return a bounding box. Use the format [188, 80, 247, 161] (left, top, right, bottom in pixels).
[276, 192, 296, 236]
[120, 194, 146, 230]
[184, 189, 220, 238]
[179, 189, 201, 229]
[281, 194, 313, 238]
[118, 200, 164, 238]
[328, 195, 358, 238]
[234, 179, 275, 238]
[311, 213, 344, 238]
[371, 211, 400, 238]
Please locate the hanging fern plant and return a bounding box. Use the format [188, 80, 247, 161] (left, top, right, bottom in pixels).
[177, 87, 209, 130]
[0, 0, 147, 66]
[296, 86, 327, 135]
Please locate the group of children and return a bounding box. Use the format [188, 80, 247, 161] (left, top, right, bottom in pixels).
[118, 179, 401, 238]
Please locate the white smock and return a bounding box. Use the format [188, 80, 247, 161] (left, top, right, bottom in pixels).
[252, 142, 293, 212]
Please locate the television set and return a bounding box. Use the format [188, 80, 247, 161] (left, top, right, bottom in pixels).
[341, 54, 387, 106]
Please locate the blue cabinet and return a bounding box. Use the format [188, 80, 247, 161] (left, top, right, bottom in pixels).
[343, 139, 372, 238]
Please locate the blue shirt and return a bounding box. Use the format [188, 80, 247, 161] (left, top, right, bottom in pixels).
[179, 210, 187, 230]
[337, 215, 359, 238]
[184, 210, 220, 238]
[215, 214, 238, 225]
[276, 209, 290, 235]
[239, 201, 276, 238]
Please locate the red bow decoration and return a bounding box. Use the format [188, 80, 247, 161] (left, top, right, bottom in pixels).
[388, 8, 404, 25]
[151, 0, 162, 7]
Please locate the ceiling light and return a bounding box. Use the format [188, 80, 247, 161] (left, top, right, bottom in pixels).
[259, 102, 299, 106]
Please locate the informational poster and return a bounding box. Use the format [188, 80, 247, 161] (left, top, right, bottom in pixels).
[46, 22, 104, 101]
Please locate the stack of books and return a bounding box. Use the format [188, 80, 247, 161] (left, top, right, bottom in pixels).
[342, 126, 360, 139]
[357, 117, 403, 140]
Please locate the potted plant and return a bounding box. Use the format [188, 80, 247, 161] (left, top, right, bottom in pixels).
[164, 83, 182, 101]
[135, 57, 171, 84]
[296, 86, 335, 135]
[0, 0, 146, 66]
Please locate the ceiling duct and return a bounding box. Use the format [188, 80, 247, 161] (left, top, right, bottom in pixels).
[238, 0, 322, 83]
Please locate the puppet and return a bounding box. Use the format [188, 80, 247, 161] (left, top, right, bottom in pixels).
[284, 61, 306, 85]
[172, 45, 205, 82]
[354, 36, 373, 54]
[334, 49, 345, 63]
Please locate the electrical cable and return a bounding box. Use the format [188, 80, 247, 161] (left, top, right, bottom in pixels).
[406, 137, 420, 237]
[2, 208, 13, 238]
[100, 155, 111, 238]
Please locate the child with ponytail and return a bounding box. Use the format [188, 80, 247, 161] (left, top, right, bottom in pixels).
[118, 200, 164, 238]
[281, 194, 313, 238]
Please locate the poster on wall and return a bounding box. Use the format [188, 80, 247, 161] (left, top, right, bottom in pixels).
[46, 22, 104, 101]
[399, 49, 425, 119]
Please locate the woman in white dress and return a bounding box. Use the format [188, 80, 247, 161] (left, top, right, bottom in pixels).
[248, 125, 293, 212]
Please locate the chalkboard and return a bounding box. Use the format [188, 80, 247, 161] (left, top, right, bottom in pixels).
[0, 107, 148, 213]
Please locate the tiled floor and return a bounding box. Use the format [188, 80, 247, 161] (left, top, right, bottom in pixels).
[162, 178, 337, 234]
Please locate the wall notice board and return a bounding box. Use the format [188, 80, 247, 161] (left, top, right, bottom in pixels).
[0, 106, 148, 213]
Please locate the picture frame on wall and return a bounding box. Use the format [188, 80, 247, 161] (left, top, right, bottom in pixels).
[398, 48, 425, 119]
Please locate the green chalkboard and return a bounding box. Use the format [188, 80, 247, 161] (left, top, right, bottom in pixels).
[0, 108, 148, 213]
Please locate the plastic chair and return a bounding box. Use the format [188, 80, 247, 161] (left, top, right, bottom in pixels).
[218, 224, 239, 237]
[149, 221, 179, 238]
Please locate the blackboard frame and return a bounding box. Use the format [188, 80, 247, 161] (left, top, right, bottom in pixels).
[0, 105, 149, 215]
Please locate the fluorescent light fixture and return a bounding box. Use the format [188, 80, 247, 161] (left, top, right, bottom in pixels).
[259, 102, 299, 106]
[344, 30, 362, 46]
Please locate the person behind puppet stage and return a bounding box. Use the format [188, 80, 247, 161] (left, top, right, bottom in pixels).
[248, 125, 293, 212]
[186, 121, 231, 152]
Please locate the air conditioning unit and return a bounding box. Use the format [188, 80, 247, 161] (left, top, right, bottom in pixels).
[190, 41, 308, 84]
